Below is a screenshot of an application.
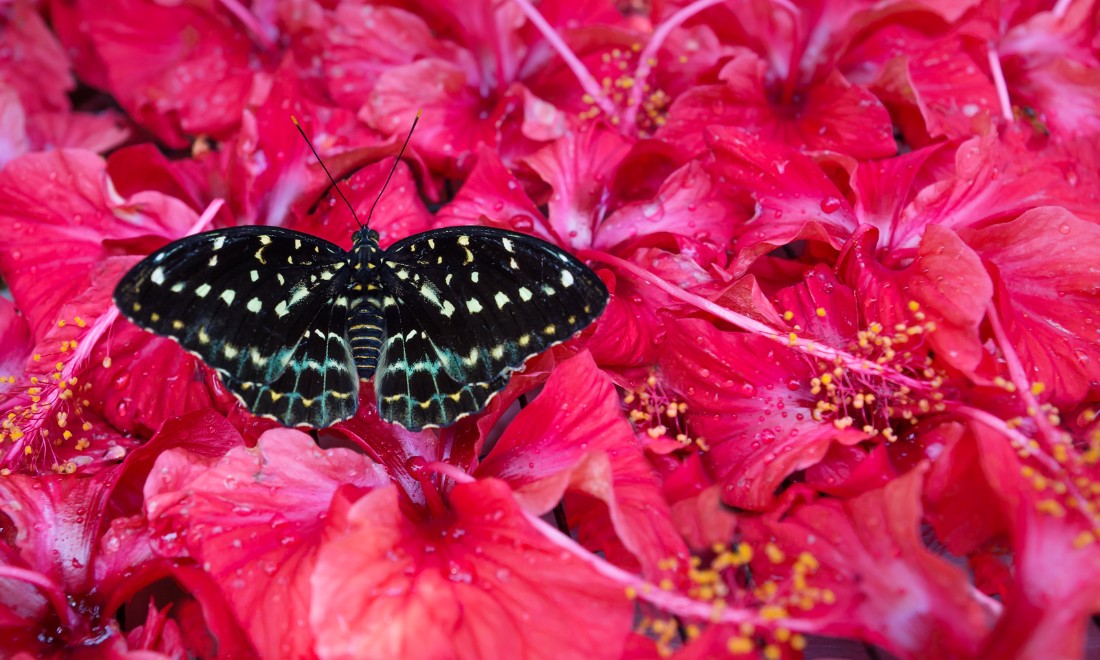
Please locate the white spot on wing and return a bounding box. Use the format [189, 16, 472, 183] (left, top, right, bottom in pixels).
[467, 298, 483, 313]
[561, 269, 575, 288]
[518, 287, 533, 301]
[220, 290, 235, 305]
[502, 237, 514, 252]
[463, 347, 480, 366]
[151, 267, 165, 285]
[170, 282, 185, 293]
[420, 283, 442, 308]
[287, 284, 310, 308]
[195, 283, 211, 298]
[275, 300, 289, 317]
[212, 236, 226, 251]
[494, 292, 510, 308]
[247, 298, 262, 313]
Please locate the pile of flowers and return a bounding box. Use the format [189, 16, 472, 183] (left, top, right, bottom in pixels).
[1, 0, 1098, 657]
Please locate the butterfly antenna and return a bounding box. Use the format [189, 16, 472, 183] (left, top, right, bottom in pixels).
[365, 108, 421, 229]
[292, 115, 364, 228]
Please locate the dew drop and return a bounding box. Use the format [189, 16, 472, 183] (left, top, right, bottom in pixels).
[820, 197, 842, 214]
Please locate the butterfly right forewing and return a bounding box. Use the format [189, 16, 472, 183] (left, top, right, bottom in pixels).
[373, 226, 608, 431]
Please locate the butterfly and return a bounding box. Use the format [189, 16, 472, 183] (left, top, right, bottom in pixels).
[112, 223, 609, 431]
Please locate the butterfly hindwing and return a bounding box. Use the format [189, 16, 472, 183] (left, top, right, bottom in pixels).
[113, 226, 361, 426]
[373, 226, 608, 430]
[222, 294, 360, 427]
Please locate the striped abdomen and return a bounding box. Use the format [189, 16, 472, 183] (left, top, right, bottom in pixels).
[349, 292, 385, 380]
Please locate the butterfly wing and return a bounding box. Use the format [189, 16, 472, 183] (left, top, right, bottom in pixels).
[220, 294, 360, 427]
[113, 226, 360, 427]
[374, 226, 608, 431]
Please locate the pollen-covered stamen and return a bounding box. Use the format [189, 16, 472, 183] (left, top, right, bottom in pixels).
[791, 303, 943, 440]
[638, 543, 812, 656]
[621, 0, 728, 134]
[0, 310, 116, 473]
[575, 44, 673, 135]
[624, 372, 707, 451]
[958, 304, 1100, 535]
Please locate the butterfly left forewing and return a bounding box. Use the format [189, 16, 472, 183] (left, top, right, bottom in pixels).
[375, 226, 608, 430]
[114, 226, 362, 427]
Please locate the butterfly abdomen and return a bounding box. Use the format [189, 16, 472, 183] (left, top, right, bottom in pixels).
[349, 291, 385, 380]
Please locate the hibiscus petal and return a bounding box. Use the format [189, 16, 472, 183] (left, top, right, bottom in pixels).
[660, 53, 895, 159]
[477, 351, 689, 577]
[83, 0, 259, 145]
[25, 110, 130, 155]
[435, 145, 553, 242]
[521, 125, 634, 249]
[969, 422, 1100, 658]
[963, 207, 1100, 405]
[870, 37, 999, 144]
[595, 161, 735, 252]
[836, 225, 993, 375]
[0, 2, 72, 113]
[661, 318, 867, 510]
[704, 126, 856, 272]
[0, 150, 198, 338]
[144, 429, 388, 658]
[311, 479, 633, 659]
[897, 133, 1075, 250]
[740, 467, 994, 657]
[0, 298, 32, 393]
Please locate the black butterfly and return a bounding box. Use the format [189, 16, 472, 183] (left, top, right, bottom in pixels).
[113, 224, 608, 431]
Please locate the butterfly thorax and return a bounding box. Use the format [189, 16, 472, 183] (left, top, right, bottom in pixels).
[351, 227, 384, 280]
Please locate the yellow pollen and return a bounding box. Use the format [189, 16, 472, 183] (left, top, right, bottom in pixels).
[1073, 531, 1096, 549]
[1035, 499, 1066, 517]
[815, 307, 826, 317]
[727, 637, 753, 654]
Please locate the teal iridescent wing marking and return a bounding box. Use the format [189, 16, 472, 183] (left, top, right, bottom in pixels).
[113, 226, 358, 427]
[374, 226, 609, 431]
